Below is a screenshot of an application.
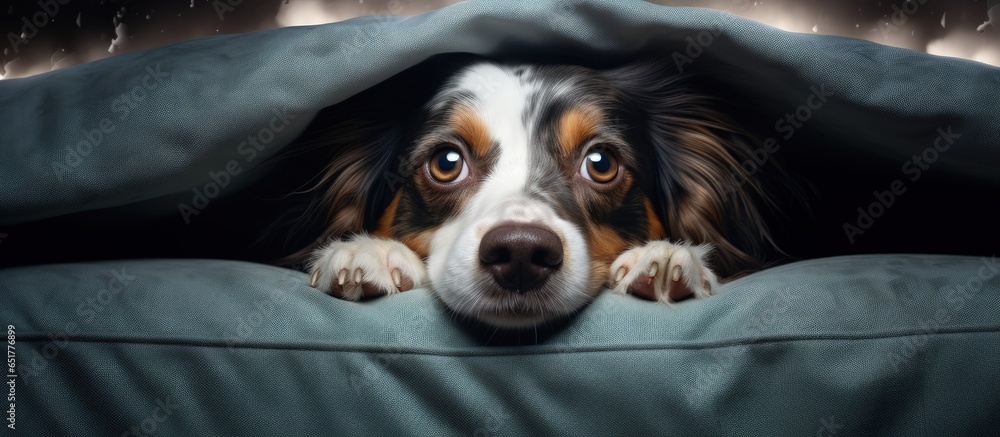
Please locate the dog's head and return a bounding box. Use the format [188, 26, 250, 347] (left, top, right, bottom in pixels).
[291, 57, 776, 328]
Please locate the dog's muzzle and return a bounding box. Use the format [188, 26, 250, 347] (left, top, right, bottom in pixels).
[478, 224, 564, 292]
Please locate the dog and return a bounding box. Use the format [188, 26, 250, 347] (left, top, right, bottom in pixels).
[292, 57, 779, 328]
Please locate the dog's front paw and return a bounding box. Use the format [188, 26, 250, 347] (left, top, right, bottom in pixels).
[609, 241, 718, 304]
[308, 235, 427, 301]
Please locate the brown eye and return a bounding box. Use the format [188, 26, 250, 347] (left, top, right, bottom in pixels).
[580, 148, 619, 183]
[427, 146, 468, 183]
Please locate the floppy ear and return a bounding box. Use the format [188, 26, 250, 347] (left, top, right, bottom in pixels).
[277, 62, 446, 266]
[606, 60, 783, 278]
[276, 103, 406, 266]
[277, 54, 484, 267]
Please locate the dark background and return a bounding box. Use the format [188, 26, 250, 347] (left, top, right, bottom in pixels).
[3, 0, 999, 78]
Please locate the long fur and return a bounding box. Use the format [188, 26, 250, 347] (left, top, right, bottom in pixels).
[278, 60, 449, 266]
[282, 55, 785, 280]
[602, 61, 780, 277]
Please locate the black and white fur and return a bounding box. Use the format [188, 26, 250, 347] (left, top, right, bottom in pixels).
[294, 57, 777, 329]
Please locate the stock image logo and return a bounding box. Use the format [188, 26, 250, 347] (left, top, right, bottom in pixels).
[842, 126, 960, 244]
[4, 0, 70, 55]
[50, 64, 171, 182]
[178, 106, 298, 224]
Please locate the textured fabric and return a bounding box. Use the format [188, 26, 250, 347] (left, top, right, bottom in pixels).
[2, 255, 998, 435]
[1, 0, 998, 225]
[2, 0, 1000, 434]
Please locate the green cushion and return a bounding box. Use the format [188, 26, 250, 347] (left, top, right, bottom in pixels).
[2, 0, 999, 434]
[3, 255, 998, 434]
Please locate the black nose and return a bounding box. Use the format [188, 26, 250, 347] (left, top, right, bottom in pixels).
[479, 225, 563, 292]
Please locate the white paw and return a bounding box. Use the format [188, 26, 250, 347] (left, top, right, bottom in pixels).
[609, 241, 718, 304]
[308, 235, 427, 301]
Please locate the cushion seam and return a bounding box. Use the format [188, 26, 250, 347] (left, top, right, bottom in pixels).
[16, 325, 1000, 356]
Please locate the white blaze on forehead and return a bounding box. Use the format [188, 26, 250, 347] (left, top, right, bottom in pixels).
[424, 63, 593, 325]
[451, 63, 534, 208]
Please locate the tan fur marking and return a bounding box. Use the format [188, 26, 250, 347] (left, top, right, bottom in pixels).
[587, 225, 630, 288]
[399, 228, 437, 259]
[372, 192, 401, 238]
[451, 106, 492, 158]
[558, 107, 603, 157]
[373, 192, 434, 258]
[643, 197, 666, 240]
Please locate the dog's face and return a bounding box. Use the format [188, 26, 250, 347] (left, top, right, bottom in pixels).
[299, 58, 774, 328]
[371, 63, 664, 327]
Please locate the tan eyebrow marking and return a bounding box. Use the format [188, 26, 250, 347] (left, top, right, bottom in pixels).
[558, 107, 603, 156]
[450, 106, 492, 158]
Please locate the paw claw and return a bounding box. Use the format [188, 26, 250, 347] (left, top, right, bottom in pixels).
[613, 266, 627, 285]
[308, 236, 427, 299]
[309, 269, 321, 288]
[609, 241, 717, 304]
[391, 268, 402, 289]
